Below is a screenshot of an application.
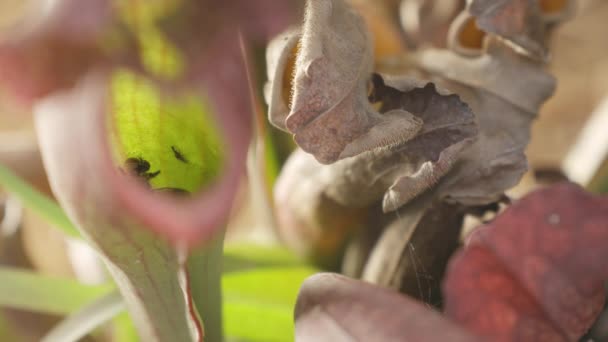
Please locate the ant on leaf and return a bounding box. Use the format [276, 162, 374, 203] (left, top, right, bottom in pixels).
[124, 157, 161, 181]
[123, 156, 190, 196]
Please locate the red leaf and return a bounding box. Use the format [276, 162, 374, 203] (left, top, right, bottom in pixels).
[295, 273, 478, 341]
[444, 183, 608, 341]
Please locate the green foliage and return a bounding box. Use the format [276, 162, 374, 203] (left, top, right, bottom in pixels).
[223, 245, 317, 341]
[42, 291, 124, 342]
[114, 0, 184, 79]
[97, 244, 316, 342]
[0, 267, 113, 315]
[224, 244, 305, 272]
[111, 70, 223, 192]
[113, 312, 140, 342]
[0, 4, 311, 336]
[224, 260, 317, 342]
[0, 163, 79, 238]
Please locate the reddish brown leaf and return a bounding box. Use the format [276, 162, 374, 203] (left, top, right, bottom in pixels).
[0, 39, 102, 105]
[295, 273, 479, 341]
[444, 183, 608, 341]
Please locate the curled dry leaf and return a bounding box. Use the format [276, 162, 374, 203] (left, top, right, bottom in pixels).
[272, 70, 478, 266]
[274, 148, 371, 270]
[268, 1, 564, 285]
[446, 1, 569, 60]
[295, 273, 478, 341]
[369, 75, 478, 211]
[361, 191, 463, 305]
[414, 37, 556, 206]
[303, 74, 476, 212]
[444, 183, 608, 341]
[468, 0, 548, 60]
[271, 0, 424, 164]
[265, 27, 301, 131]
[447, 11, 487, 57]
[268, 0, 558, 216]
[274, 73, 477, 249]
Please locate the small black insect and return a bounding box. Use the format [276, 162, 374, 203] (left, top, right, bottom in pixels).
[125, 157, 161, 181]
[171, 146, 189, 164]
[156, 187, 190, 196]
[123, 157, 189, 196]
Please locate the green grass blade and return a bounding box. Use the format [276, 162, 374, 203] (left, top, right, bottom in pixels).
[0, 267, 113, 315]
[42, 290, 124, 342]
[0, 163, 79, 238]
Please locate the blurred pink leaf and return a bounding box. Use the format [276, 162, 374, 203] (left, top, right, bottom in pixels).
[0, 0, 120, 105]
[34, 71, 203, 341]
[7, 1, 297, 340]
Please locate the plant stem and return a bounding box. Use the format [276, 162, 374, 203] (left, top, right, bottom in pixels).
[187, 229, 225, 342]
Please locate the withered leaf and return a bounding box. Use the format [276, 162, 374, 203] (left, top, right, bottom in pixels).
[444, 183, 608, 341]
[274, 76, 477, 262]
[273, 148, 371, 269]
[370, 74, 478, 211]
[362, 192, 463, 306]
[278, 0, 424, 164]
[413, 38, 556, 206]
[295, 273, 478, 341]
[468, 0, 547, 59]
[275, 73, 477, 218]
[416, 37, 555, 113]
[305, 74, 477, 212]
[265, 28, 301, 131]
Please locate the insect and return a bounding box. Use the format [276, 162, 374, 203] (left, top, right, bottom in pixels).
[171, 146, 188, 163]
[124, 156, 190, 196]
[124, 157, 160, 181]
[155, 187, 190, 196]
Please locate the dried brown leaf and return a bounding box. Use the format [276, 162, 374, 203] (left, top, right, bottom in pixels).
[370, 75, 478, 211]
[313, 75, 476, 211]
[275, 73, 478, 229]
[468, 0, 547, 59]
[413, 38, 556, 205]
[362, 192, 463, 305]
[265, 28, 301, 131]
[273, 148, 370, 269]
[275, 0, 424, 164]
